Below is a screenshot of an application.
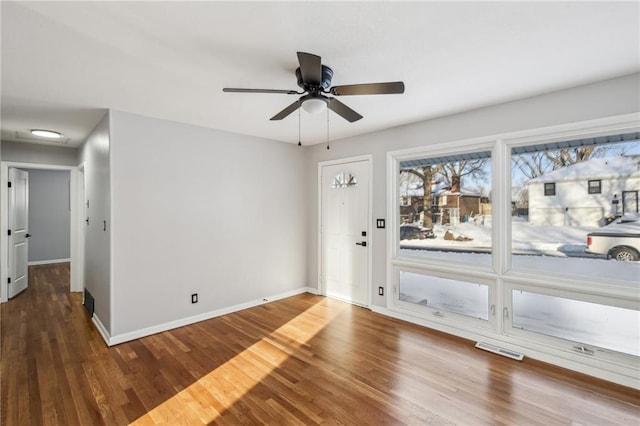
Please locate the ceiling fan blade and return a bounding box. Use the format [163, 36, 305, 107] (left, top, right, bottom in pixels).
[270, 100, 301, 121]
[297, 52, 322, 86]
[328, 98, 363, 123]
[223, 88, 299, 95]
[330, 81, 405, 96]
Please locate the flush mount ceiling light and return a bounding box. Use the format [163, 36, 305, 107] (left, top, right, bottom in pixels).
[30, 129, 63, 139]
[301, 96, 328, 114]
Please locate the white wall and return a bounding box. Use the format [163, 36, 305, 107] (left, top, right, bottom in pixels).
[0, 141, 78, 166]
[109, 111, 307, 338]
[528, 176, 640, 226]
[306, 72, 640, 308]
[78, 113, 111, 333]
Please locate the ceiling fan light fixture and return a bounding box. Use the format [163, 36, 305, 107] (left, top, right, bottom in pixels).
[224, 52, 404, 123]
[30, 129, 63, 139]
[302, 98, 327, 114]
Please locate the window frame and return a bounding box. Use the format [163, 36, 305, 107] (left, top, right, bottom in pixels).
[587, 179, 602, 194]
[392, 264, 496, 332]
[386, 114, 640, 386]
[504, 127, 639, 291]
[388, 138, 499, 274]
[503, 281, 639, 366]
[543, 182, 556, 196]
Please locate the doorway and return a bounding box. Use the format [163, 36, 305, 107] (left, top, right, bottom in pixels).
[319, 156, 372, 307]
[0, 161, 83, 302]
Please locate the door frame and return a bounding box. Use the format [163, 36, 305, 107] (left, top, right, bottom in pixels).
[318, 155, 373, 308]
[0, 161, 83, 302]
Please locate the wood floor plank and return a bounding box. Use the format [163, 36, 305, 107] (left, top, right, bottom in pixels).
[2, 263, 639, 425]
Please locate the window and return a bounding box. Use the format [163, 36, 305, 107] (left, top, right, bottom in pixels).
[588, 180, 601, 194]
[397, 150, 492, 266]
[390, 125, 640, 381]
[512, 290, 639, 357]
[510, 133, 640, 283]
[331, 171, 357, 188]
[399, 271, 489, 321]
[544, 182, 556, 196]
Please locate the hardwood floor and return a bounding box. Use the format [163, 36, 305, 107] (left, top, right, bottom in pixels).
[1, 263, 639, 425]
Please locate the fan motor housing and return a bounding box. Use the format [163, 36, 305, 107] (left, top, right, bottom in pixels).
[296, 65, 333, 91]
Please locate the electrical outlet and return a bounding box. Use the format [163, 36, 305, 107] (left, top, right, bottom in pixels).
[191, 293, 198, 304]
[378, 286, 384, 296]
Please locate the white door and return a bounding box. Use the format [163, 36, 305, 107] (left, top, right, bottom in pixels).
[8, 168, 29, 299]
[321, 160, 370, 306]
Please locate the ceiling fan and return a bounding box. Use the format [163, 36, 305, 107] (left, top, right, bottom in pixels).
[223, 52, 405, 123]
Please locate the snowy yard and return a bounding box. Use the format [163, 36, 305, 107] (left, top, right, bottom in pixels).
[402, 216, 597, 255]
[398, 216, 639, 356]
[399, 216, 640, 283]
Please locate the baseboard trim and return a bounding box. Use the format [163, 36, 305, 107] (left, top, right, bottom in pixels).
[28, 258, 71, 266]
[108, 286, 312, 346]
[92, 313, 111, 346]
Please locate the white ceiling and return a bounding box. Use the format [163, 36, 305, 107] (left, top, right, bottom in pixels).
[2, 1, 639, 148]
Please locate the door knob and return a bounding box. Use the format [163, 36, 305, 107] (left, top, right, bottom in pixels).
[355, 241, 367, 247]
[25, 233, 31, 238]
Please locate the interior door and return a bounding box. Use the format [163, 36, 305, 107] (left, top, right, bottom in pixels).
[321, 160, 370, 306]
[8, 168, 29, 299]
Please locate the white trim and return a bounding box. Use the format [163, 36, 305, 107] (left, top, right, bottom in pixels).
[502, 112, 640, 147]
[73, 163, 86, 293]
[92, 313, 111, 345]
[318, 154, 373, 308]
[109, 111, 115, 340]
[386, 152, 396, 309]
[28, 258, 71, 266]
[105, 286, 312, 346]
[0, 164, 8, 303]
[0, 162, 76, 171]
[304, 286, 320, 295]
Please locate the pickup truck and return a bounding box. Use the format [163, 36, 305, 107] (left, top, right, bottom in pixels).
[585, 215, 640, 261]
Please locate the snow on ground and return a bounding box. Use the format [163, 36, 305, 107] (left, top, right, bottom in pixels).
[402, 216, 596, 254]
[399, 216, 640, 282]
[398, 216, 639, 356]
[399, 270, 640, 356]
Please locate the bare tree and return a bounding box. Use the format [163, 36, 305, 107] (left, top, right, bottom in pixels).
[544, 146, 597, 168]
[400, 159, 488, 227]
[401, 165, 439, 227]
[512, 151, 548, 180]
[439, 160, 488, 189]
[513, 143, 633, 180]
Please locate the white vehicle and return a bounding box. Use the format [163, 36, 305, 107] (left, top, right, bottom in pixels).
[585, 214, 640, 261]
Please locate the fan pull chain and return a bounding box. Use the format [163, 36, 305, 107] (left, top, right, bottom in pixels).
[297, 104, 302, 147]
[326, 108, 330, 150]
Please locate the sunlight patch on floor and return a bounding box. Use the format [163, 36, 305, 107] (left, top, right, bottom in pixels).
[131, 299, 346, 425]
